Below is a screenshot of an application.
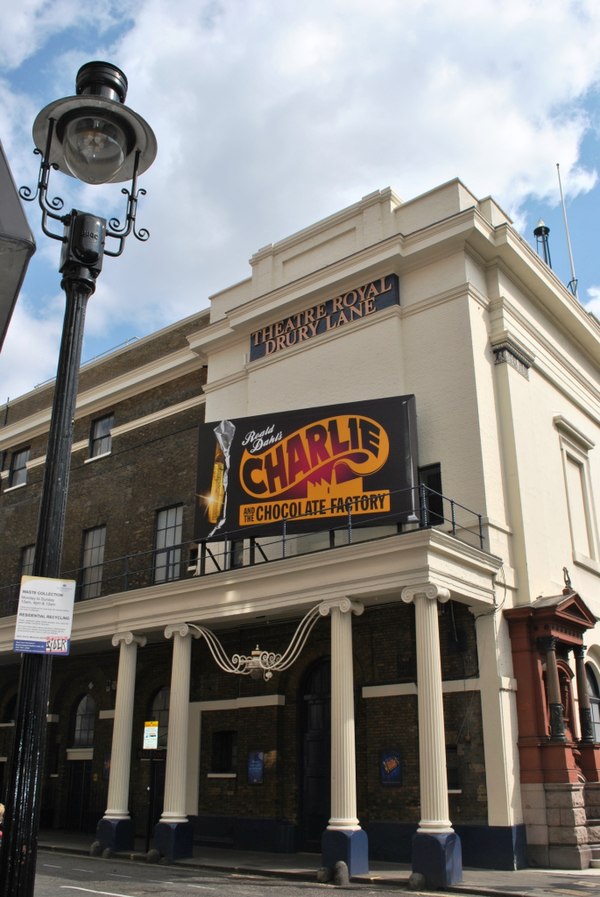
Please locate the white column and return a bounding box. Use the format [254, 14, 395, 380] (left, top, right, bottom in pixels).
[474, 610, 523, 828]
[401, 584, 453, 834]
[319, 597, 364, 830]
[104, 631, 146, 819]
[160, 623, 198, 824]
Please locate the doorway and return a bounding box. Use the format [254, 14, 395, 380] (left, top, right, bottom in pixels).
[300, 658, 331, 851]
[64, 760, 94, 832]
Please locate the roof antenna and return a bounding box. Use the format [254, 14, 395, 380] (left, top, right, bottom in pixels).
[556, 163, 578, 297]
[533, 220, 552, 267]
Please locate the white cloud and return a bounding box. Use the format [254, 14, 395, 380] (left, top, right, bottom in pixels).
[0, 292, 64, 401]
[585, 286, 600, 320]
[2, 0, 600, 396]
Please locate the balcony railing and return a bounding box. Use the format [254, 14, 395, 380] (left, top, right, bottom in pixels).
[0, 485, 484, 618]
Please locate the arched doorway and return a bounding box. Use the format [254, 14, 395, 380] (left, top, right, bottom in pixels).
[65, 694, 97, 832]
[300, 658, 330, 851]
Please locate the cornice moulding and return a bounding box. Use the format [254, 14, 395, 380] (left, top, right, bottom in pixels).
[0, 348, 204, 447]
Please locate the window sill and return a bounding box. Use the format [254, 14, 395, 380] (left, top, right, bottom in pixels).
[84, 451, 112, 464]
[66, 748, 94, 760]
[3, 482, 27, 492]
[206, 773, 237, 779]
[573, 552, 600, 576]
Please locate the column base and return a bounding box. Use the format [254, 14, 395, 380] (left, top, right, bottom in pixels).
[153, 820, 194, 861]
[411, 831, 462, 888]
[93, 817, 134, 854]
[578, 743, 600, 782]
[321, 827, 369, 875]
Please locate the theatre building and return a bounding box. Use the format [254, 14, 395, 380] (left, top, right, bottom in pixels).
[1, 179, 599, 882]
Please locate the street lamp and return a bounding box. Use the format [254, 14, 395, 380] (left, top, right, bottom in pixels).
[0, 62, 156, 897]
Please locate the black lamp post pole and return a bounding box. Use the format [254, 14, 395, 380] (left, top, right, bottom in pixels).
[0, 59, 156, 897]
[0, 242, 100, 897]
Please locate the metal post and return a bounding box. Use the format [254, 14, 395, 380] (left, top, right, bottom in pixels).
[419, 482, 429, 528]
[2, 62, 155, 895]
[0, 270, 94, 897]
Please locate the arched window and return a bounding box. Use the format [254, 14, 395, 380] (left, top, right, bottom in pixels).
[150, 687, 170, 749]
[73, 694, 97, 747]
[586, 665, 600, 743]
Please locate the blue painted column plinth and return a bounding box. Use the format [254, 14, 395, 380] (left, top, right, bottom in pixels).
[153, 820, 194, 861]
[412, 831, 462, 888]
[321, 828, 369, 875]
[95, 817, 134, 853]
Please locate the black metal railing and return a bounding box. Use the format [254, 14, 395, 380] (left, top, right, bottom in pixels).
[0, 485, 484, 617]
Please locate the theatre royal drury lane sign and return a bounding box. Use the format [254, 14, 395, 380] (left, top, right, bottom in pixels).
[249, 273, 400, 360]
[195, 395, 418, 540]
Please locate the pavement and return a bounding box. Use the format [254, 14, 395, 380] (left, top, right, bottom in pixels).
[37, 829, 600, 896]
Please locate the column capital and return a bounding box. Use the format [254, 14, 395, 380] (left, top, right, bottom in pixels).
[164, 622, 200, 640]
[111, 631, 147, 649]
[538, 635, 558, 653]
[318, 597, 364, 618]
[401, 584, 451, 605]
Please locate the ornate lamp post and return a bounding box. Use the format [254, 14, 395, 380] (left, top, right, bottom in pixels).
[0, 61, 156, 897]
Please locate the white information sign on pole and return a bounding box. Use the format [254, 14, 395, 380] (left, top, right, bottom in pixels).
[13, 575, 76, 655]
[144, 720, 159, 749]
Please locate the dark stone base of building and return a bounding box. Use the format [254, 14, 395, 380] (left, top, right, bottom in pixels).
[365, 821, 528, 870]
[193, 815, 297, 852]
[192, 815, 527, 871]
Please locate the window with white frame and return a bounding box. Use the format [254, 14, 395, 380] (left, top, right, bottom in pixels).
[586, 665, 600, 743]
[73, 694, 96, 747]
[211, 729, 238, 774]
[9, 447, 30, 487]
[89, 414, 114, 458]
[20, 544, 35, 577]
[154, 505, 183, 583]
[555, 416, 599, 571]
[81, 526, 106, 599]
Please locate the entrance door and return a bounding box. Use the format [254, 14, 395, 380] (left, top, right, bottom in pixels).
[300, 658, 331, 851]
[65, 760, 94, 832]
[150, 758, 166, 827]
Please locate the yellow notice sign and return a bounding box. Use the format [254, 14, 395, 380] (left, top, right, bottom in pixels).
[143, 720, 159, 749]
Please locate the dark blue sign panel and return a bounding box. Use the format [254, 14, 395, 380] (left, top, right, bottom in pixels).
[248, 751, 264, 784]
[249, 274, 399, 360]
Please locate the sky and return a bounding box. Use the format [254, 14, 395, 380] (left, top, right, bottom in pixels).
[0, 0, 599, 401]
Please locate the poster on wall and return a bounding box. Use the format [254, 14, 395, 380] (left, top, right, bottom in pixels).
[380, 749, 402, 785]
[247, 751, 264, 784]
[13, 575, 75, 655]
[195, 395, 418, 540]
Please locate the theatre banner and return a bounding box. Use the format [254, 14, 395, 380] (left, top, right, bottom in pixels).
[195, 395, 418, 539]
[249, 274, 399, 360]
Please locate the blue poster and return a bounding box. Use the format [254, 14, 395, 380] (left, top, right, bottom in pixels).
[248, 751, 264, 784]
[380, 749, 401, 785]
